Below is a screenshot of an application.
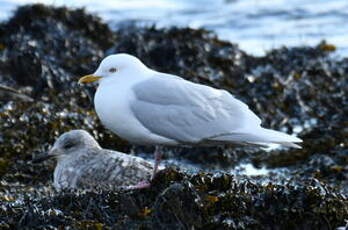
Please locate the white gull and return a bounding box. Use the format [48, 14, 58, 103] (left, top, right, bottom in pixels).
[78, 53, 302, 187]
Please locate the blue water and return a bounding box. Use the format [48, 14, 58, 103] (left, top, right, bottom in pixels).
[1, 0, 347, 56]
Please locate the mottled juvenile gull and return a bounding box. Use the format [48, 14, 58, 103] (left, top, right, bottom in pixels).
[33, 130, 153, 190]
[78, 53, 302, 187]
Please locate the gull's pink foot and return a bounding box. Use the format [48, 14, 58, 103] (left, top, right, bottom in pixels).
[125, 180, 151, 190]
[125, 146, 163, 190]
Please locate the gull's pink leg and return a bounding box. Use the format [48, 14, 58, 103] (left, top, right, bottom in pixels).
[151, 147, 162, 180]
[125, 146, 162, 190]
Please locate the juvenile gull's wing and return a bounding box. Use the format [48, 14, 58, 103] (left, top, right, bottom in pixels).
[130, 74, 262, 144]
[74, 149, 152, 189]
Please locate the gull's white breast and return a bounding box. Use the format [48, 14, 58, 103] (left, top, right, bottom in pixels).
[54, 157, 79, 189]
[94, 76, 177, 145]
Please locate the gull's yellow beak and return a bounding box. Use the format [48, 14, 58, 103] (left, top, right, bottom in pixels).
[78, 75, 102, 84]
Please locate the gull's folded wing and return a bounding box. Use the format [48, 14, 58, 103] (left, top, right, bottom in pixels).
[130, 74, 263, 144]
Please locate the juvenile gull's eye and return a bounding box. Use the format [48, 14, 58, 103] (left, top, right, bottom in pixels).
[63, 142, 75, 149]
[109, 67, 117, 73]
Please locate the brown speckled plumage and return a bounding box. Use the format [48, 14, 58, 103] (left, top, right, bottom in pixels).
[44, 130, 152, 190]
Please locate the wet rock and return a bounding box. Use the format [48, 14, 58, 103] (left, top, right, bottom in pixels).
[0, 4, 127, 181]
[152, 182, 204, 229]
[1, 169, 348, 229]
[111, 26, 247, 87]
[0, 84, 33, 102]
[0, 4, 113, 94]
[0, 3, 347, 230]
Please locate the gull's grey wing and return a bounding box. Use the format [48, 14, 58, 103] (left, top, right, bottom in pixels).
[130, 74, 262, 144]
[74, 149, 152, 189]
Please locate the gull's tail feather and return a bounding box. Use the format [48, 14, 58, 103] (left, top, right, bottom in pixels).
[274, 141, 302, 149]
[210, 128, 302, 148]
[252, 127, 302, 148]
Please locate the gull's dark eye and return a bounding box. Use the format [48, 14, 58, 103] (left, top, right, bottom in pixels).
[109, 67, 117, 73]
[63, 142, 75, 149]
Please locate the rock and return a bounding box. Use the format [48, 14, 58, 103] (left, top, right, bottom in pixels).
[0, 4, 347, 230]
[0, 84, 33, 102]
[1, 169, 347, 229]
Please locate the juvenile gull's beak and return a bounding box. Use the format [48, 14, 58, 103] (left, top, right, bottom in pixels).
[32, 153, 54, 163]
[32, 147, 59, 163]
[78, 75, 102, 84]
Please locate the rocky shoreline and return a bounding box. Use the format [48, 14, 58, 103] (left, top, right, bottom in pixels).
[0, 4, 347, 229]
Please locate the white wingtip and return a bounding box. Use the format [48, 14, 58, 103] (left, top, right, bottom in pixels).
[243, 128, 303, 149]
[276, 141, 302, 149]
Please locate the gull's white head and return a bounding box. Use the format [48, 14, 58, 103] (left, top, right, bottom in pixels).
[78, 53, 148, 84]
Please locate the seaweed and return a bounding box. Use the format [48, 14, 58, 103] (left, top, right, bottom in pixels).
[0, 4, 347, 230]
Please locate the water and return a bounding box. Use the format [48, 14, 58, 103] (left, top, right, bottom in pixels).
[1, 0, 347, 56]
